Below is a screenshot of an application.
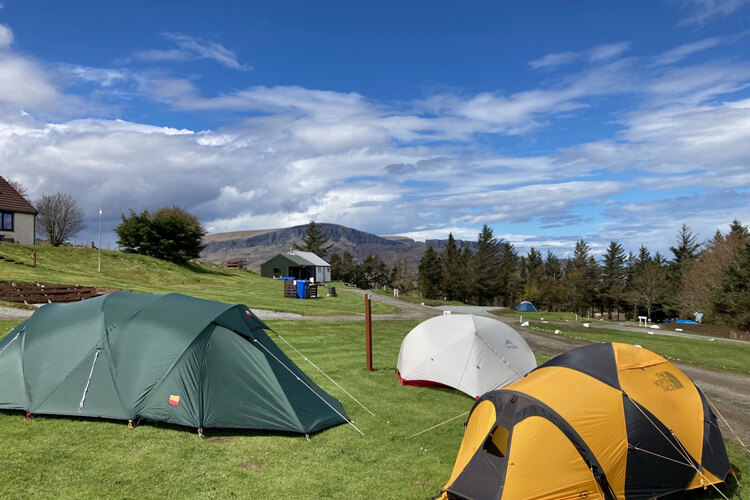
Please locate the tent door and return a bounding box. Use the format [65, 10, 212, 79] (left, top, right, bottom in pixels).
[78, 348, 103, 413]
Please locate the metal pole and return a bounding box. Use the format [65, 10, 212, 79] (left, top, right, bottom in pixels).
[365, 293, 372, 371]
[97, 208, 102, 273]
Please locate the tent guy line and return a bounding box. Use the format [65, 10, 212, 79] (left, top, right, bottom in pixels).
[269, 328, 376, 417]
[249, 337, 365, 437]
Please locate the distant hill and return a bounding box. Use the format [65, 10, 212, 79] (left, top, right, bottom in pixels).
[201, 223, 477, 270]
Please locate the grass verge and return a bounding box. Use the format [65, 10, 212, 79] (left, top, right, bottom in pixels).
[0, 244, 397, 316]
[519, 320, 750, 375]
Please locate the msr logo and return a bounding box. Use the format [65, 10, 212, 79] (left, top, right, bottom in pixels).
[505, 340, 517, 349]
[654, 372, 684, 392]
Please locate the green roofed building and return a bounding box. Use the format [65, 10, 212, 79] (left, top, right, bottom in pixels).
[260, 250, 332, 282]
[0, 291, 348, 434]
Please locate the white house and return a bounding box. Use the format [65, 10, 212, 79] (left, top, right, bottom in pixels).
[0, 176, 37, 245]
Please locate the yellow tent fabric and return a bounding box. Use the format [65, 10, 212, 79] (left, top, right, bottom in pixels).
[439, 343, 729, 500]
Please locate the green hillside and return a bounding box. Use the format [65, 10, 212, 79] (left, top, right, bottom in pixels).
[0, 243, 397, 315]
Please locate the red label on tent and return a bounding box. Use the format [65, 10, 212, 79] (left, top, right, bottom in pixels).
[168, 394, 180, 406]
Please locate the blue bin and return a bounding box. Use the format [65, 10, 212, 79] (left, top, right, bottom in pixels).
[296, 280, 309, 299]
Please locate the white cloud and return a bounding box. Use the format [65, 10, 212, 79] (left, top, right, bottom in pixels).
[529, 51, 579, 69]
[0, 54, 60, 108]
[529, 42, 630, 70]
[0, 24, 748, 258]
[131, 33, 251, 70]
[588, 42, 631, 62]
[678, 0, 749, 26]
[0, 23, 13, 50]
[58, 64, 130, 88]
[653, 37, 721, 65]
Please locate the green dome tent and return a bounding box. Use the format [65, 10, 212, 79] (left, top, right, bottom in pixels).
[0, 291, 349, 435]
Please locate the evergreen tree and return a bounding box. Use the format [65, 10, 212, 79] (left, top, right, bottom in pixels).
[635, 244, 651, 270]
[418, 246, 443, 299]
[336, 251, 357, 283]
[524, 248, 545, 285]
[470, 225, 502, 305]
[116, 206, 204, 264]
[441, 233, 467, 301]
[498, 241, 522, 307]
[356, 254, 389, 289]
[564, 240, 598, 316]
[713, 242, 750, 330]
[543, 250, 562, 279]
[600, 241, 627, 319]
[329, 253, 342, 280]
[666, 224, 700, 315]
[293, 221, 333, 258]
[521, 247, 545, 308]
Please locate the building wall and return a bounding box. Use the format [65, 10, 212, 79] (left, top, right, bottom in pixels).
[0, 211, 35, 245]
[314, 266, 332, 283]
[260, 254, 294, 278]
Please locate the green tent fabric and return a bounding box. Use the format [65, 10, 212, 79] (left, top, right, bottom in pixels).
[0, 291, 349, 434]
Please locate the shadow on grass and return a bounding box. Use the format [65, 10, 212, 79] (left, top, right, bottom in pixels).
[0, 410, 333, 440]
[183, 262, 235, 276]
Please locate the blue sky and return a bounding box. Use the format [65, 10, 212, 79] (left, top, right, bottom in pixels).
[1, 0, 750, 258]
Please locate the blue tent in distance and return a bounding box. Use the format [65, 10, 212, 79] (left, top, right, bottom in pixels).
[516, 301, 537, 312]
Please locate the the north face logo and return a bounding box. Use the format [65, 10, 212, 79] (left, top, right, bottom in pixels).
[505, 340, 517, 349]
[654, 372, 683, 392]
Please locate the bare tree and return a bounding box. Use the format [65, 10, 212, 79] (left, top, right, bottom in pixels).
[36, 193, 86, 246]
[7, 179, 29, 200]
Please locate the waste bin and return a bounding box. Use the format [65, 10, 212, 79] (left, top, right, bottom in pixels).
[327, 286, 337, 297]
[296, 280, 309, 299]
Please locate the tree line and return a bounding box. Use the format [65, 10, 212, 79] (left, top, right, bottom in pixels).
[327, 221, 750, 331]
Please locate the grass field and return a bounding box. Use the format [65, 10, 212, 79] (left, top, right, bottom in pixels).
[0, 243, 397, 316]
[371, 288, 467, 307]
[518, 320, 750, 375]
[0, 244, 747, 499]
[0, 319, 746, 499]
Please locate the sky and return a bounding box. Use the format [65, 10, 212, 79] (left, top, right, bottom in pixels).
[1, 0, 750, 258]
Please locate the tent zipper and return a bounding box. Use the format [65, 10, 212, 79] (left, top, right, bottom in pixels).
[78, 348, 102, 413]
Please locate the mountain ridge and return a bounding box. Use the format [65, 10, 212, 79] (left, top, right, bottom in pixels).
[201, 223, 477, 270]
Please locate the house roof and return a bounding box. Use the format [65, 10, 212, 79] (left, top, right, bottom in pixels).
[289, 250, 331, 267]
[268, 250, 331, 267]
[0, 176, 37, 214]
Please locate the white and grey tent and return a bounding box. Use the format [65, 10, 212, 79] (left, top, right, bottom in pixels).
[397, 314, 536, 398]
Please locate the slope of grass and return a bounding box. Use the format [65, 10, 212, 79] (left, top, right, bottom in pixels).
[0, 243, 397, 316]
[371, 288, 466, 307]
[0, 320, 746, 499]
[521, 320, 750, 375]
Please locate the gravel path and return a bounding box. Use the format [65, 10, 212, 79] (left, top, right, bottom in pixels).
[491, 315, 750, 447]
[0, 305, 35, 320]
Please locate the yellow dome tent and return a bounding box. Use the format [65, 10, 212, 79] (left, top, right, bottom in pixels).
[439, 343, 729, 500]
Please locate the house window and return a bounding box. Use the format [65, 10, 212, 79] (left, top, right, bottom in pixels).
[0, 212, 13, 231]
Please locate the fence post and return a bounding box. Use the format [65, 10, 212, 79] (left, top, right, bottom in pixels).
[365, 294, 372, 371]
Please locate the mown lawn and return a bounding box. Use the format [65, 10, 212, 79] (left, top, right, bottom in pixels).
[0, 319, 747, 499]
[0, 243, 397, 316]
[0, 244, 747, 499]
[371, 288, 467, 307]
[519, 320, 750, 375]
